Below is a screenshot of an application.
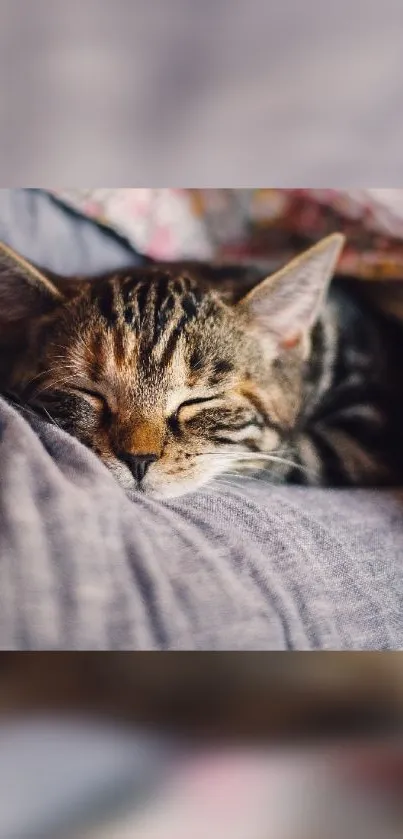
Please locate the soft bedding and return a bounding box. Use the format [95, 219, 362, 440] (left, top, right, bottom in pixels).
[0, 188, 402, 650]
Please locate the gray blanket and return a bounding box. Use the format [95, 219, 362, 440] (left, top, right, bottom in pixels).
[1, 190, 402, 650]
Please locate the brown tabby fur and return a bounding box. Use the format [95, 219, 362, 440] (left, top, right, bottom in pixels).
[0, 236, 346, 497]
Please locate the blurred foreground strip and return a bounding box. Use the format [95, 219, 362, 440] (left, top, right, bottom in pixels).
[0, 718, 176, 839]
[82, 744, 403, 839]
[1, 653, 403, 741]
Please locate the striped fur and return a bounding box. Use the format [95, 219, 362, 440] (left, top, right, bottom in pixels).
[285, 282, 403, 487]
[1, 238, 403, 497]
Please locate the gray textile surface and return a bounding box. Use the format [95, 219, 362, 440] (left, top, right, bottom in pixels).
[1, 189, 403, 650]
[1, 395, 403, 650]
[0, 189, 141, 274]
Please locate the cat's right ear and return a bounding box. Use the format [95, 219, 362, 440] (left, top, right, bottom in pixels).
[0, 242, 63, 323]
[236, 234, 345, 353]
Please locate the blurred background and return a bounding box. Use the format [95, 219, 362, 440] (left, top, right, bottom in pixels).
[0, 653, 403, 837]
[1, 0, 403, 184]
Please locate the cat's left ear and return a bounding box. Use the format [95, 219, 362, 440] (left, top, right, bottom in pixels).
[237, 234, 345, 352]
[0, 242, 63, 323]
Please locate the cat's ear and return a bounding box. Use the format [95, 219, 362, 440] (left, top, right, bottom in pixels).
[0, 242, 64, 323]
[237, 234, 345, 352]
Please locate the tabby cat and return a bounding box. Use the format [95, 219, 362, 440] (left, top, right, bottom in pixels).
[1, 233, 403, 498]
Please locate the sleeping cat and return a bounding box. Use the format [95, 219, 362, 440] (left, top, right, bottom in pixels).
[1, 233, 403, 499]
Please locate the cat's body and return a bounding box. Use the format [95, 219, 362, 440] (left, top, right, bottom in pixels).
[1, 234, 403, 497]
[284, 279, 403, 487]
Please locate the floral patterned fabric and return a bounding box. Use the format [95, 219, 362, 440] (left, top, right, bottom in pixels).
[51, 189, 403, 281]
[52, 189, 213, 261]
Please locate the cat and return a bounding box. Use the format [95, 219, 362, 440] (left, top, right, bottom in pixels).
[1, 233, 403, 499]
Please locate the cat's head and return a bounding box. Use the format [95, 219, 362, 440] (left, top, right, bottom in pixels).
[0, 235, 344, 498]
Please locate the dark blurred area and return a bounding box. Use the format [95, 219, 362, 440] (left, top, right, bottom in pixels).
[0, 652, 403, 742]
[1, 0, 403, 184]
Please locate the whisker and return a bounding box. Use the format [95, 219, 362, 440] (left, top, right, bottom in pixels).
[21, 368, 75, 396]
[196, 450, 305, 470]
[193, 449, 313, 478]
[2, 393, 62, 433]
[2, 392, 40, 420]
[236, 453, 310, 471]
[223, 472, 280, 484]
[29, 401, 63, 430]
[33, 375, 80, 395]
[23, 368, 59, 388]
[194, 450, 274, 459]
[236, 457, 311, 477]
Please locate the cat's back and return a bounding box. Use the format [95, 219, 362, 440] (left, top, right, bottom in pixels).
[295, 277, 403, 487]
[329, 277, 403, 389]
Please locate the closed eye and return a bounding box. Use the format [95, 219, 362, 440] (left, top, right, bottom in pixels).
[68, 386, 108, 408]
[169, 395, 222, 433]
[177, 395, 223, 421]
[179, 395, 219, 410]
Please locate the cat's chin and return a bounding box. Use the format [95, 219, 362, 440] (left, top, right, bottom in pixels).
[107, 459, 224, 499]
[105, 461, 201, 499]
[140, 473, 214, 500]
[139, 481, 200, 500]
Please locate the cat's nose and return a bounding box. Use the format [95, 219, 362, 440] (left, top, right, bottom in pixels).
[121, 453, 158, 483]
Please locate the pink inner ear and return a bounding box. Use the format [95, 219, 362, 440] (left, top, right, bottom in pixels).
[280, 334, 301, 350]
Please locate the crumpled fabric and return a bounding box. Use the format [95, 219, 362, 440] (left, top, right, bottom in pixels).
[52, 188, 403, 280]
